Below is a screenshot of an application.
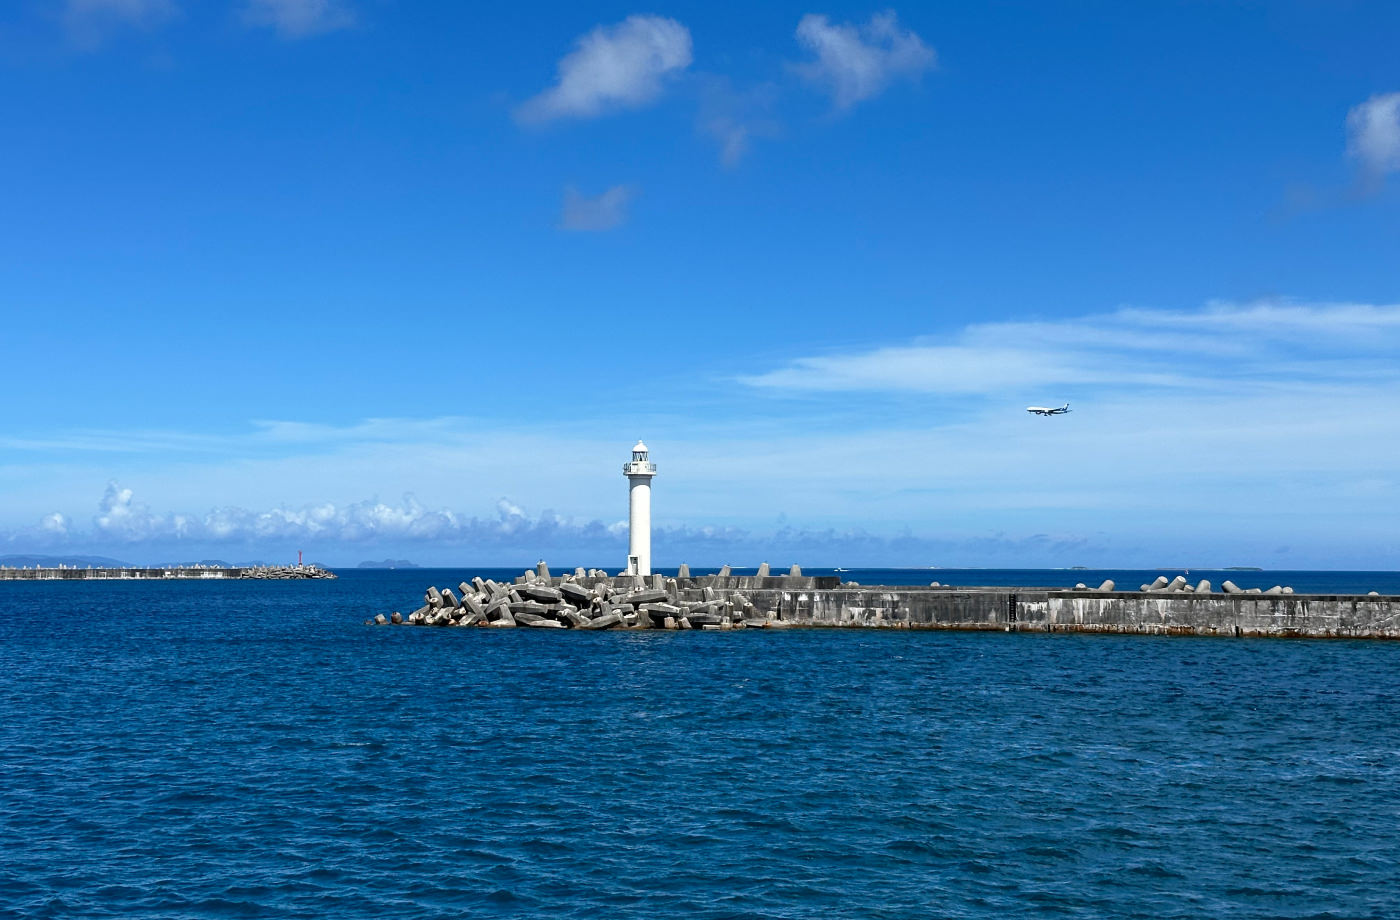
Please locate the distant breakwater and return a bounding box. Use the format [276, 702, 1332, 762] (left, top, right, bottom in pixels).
[0, 565, 336, 581]
[374, 562, 1400, 639]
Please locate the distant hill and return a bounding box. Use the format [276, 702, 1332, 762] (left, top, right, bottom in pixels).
[358, 559, 420, 569]
[0, 554, 131, 568]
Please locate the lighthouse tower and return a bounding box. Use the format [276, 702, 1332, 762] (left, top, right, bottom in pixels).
[623, 440, 657, 576]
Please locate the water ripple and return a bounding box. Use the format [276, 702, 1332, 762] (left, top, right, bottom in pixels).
[3, 571, 1400, 918]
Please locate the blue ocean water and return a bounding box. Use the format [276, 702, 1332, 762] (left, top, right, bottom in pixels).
[3, 569, 1400, 919]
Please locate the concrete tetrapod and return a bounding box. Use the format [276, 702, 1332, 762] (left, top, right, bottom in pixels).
[381, 570, 1400, 637]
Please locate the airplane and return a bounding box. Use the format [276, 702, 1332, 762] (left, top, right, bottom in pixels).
[1026, 403, 1071, 416]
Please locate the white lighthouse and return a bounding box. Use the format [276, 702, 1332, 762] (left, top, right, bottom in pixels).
[623, 440, 657, 576]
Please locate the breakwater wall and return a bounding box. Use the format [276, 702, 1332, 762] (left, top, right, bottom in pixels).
[731, 586, 1400, 639]
[380, 564, 1400, 639]
[0, 565, 336, 581]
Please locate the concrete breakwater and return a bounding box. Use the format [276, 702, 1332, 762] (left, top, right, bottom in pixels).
[0, 564, 336, 581]
[375, 562, 1400, 639]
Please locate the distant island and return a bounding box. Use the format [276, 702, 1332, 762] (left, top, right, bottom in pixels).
[358, 559, 420, 569]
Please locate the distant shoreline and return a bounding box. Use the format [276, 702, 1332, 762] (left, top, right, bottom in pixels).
[0, 565, 336, 581]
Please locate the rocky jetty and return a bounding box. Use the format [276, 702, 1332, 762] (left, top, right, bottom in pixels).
[376, 563, 782, 631]
[239, 565, 337, 580]
[368, 563, 1399, 639]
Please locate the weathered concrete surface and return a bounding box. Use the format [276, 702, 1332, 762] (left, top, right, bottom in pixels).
[388, 566, 1400, 640]
[1046, 591, 1400, 639]
[704, 586, 1400, 639]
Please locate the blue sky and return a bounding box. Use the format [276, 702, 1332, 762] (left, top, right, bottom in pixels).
[2, 0, 1399, 567]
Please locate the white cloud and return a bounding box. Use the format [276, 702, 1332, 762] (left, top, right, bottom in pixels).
[95, 481, 194, 540]
[793, 11, 935, 110]
[56, 483, 629, 552]
[516, 15, 692, 123]
[243, 0, 354, 38]
[705, 118, 751, 167]
[22, 483, 1103, 567]
[63, 0, 177, 45]
[1347, 92, 1400, 188]
[740, 300, 1400, 394]
[558, 184, 634, 231]
[697, 77, 780, 167]
[7, 300, 1400, 567]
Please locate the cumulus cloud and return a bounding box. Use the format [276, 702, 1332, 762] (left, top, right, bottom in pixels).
[68, 484, 616, 548]
[95, 481, 194, 540]
[516, 15, 692, 123]
[793, 11, 935, 110]
[24, 483, 1106, 567]
[243, 0, 354, 37]
[1347, 92, 1400, 189]
[63, 0, 177, 45]
[740, 300, 1400, 394]
[558, 185, 635, 231]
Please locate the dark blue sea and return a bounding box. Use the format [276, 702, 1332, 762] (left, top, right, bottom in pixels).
[4, 568, 1400, 919]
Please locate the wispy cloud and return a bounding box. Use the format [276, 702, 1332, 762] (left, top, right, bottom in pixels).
[242, 0, 354, 38]
[558, 184, 635, 231]
[792, 11, 935, 110]
[1347, 92, 1400, 192]
[740, 301, 1400, 394]
[697, 77, 781, 167]
[516, 15, 692, 124]
[6, 301, 1400, 567]
[63, 0, 177, 46]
